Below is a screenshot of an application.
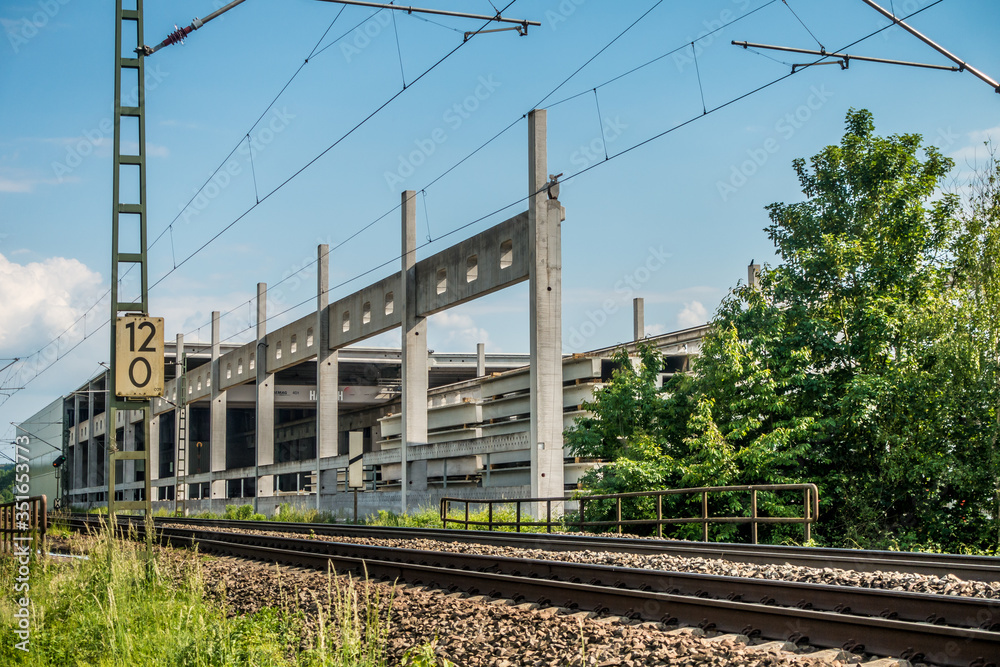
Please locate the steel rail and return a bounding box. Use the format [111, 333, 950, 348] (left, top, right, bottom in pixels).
[141, 516, 1000, 582]
[65, 516, 1000, 667]
[142, 522, 1000, 632]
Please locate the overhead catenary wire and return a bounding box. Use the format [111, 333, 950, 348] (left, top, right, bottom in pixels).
[149, 1, 522, 294]
[692, 42, 708, 114]
[229, 0, 952, 344]
[781, 0, 825, 52]
[2, 0, 948, 406]
[390, 1, 407, 88]
[15, 0, 665, 375]
[11, 0, 790, 366]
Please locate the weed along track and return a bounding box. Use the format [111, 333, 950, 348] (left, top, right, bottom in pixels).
[65, 516, 1000, 666]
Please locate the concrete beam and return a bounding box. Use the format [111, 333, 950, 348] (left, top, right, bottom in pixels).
[528, 109, 565, 506]
[414, 212, 529, 316]
[401, 189, 428, 514]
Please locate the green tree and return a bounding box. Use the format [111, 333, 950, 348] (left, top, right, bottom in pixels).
[666, 109, 1000, 550]
[568, 111, 1000, 550]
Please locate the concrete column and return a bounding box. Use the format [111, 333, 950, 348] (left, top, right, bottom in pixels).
[400, 189, 428, 514]
[149, 413, 160, 482]
[175, 334, 187, 505]
[210, 311, 227, 500]
[477, 342, 486, 377]
[528, 109, 565, 506]
[87, 379, 97, 492]
[72, 393, 83, 494]
[316, 244, 339, 508]
[256, 282, 275, 502]
[633, 297, 644, 342]
[748, 262, 761, 290]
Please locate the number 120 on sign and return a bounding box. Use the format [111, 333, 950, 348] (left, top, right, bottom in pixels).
[115, 316, 165, 398]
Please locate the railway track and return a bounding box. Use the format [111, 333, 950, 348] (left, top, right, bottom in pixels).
[147, 515, 1000, 583]
[64, 515, 1000, 666]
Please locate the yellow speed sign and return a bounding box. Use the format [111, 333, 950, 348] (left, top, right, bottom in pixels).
[115, 316, 165, 398]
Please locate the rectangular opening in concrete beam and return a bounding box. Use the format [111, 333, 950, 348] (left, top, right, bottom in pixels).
[500, 239, 513, 270]
[342, 310, 350, 333]
[436, 268, 447, 295]
[385, 292, 394, 315]
[466, 255, 478, 283]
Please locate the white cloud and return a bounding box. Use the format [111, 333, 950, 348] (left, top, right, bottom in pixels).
[0, 166, 78, 192]
[644, 323, 666, 337]
[0, 253, 104, 353]
[947, 125, 1000, 167]
[428, 311, 492, 352]
[0, 177, 32, 193]
[677, 300, 708, 328]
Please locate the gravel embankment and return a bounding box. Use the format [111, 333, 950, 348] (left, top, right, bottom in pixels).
[52, 531, 918, 665]
[162, 524, 1000, 599]
[191, 554, 860, 666]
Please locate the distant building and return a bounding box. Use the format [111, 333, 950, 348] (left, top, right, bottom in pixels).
[21, 325, 707, 516]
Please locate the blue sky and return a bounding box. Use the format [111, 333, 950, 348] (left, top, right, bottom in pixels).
[1, 0, 999, 442]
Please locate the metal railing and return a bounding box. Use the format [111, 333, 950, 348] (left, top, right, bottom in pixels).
[0, 495, 47, 553]
[441, 483, 819, 543]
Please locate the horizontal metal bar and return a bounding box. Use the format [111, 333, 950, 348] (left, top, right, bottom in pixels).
[119, 106, 141, 117]
[121, 10, 139, 20]
[313, 0, 540, 27]
[732, 41, 960, 72]
[117, 253, 144, 263]
[119, 58, 141, 69]
[117, 204, 143, 214]
[119, 155, 141, 165]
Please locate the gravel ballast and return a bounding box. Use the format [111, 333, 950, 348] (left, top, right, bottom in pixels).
[162, 524, 1000, 599]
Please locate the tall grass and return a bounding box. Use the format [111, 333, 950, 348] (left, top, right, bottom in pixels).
[0, 522, 400, 666]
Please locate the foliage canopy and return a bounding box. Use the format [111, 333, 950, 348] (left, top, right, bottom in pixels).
[568, 109, 1000, 551]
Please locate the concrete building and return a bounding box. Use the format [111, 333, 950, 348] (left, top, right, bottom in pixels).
[16, 110, 711, 516]
[24, 324, 708, 515]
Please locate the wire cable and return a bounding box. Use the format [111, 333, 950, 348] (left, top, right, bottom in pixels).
[3, 0, 947, 408]
[782, 0, 825, 52]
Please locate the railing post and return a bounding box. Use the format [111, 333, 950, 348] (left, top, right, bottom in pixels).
[751, 489, 758, 545]
[616, 497, 622, 535]
[464, 501, 469, 529]
[579, 498, 586, 533]
[488, 502, 493, 532]
[702, 491, 709, 542]
[441, 499, 447, 528]
[656, 493, 663, 539]
[546, 500, 552, 533]
[804, 488, 811, 542]
[516, 501, 522, 533]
